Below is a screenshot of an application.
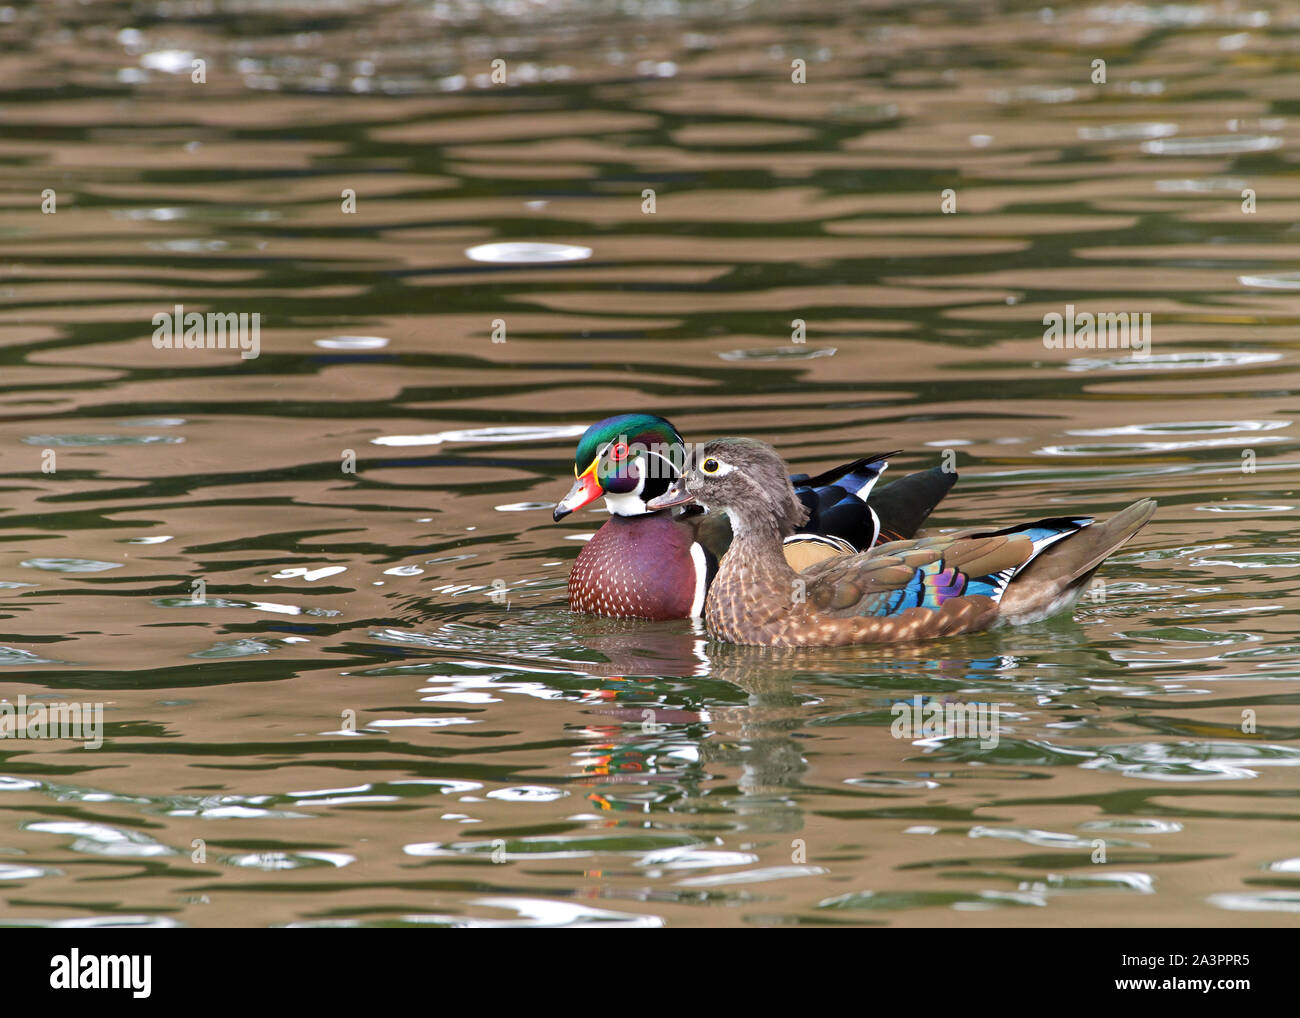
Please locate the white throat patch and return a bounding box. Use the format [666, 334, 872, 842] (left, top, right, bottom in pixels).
[604, 490, 648, 515]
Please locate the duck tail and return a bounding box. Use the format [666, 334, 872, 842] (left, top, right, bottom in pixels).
[870, 466, 959, 543]
[996, 498, 1157, 626]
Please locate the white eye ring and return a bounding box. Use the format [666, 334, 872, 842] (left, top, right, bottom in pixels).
[700, 457, 731, 476]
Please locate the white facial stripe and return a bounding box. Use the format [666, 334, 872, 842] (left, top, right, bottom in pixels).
[597, 438, 648, 516]
[644, 447, 679, 481]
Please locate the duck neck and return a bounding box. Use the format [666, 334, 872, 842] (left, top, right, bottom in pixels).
[706, 510, 799, 640]
[720, 511, 796, 582]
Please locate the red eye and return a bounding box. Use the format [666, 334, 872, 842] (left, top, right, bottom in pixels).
[610, 442, 629, 462]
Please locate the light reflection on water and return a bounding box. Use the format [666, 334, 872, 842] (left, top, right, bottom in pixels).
[0, 0, 1298, 928]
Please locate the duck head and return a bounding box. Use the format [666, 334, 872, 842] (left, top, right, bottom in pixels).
[646, 437, 809, 536]
[553, 413, 687, 521]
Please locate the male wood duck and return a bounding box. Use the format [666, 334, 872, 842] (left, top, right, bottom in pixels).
[645, 437, 1156, 647]
[553, 414, 955, 620]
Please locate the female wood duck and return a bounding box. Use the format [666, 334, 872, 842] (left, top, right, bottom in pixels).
[553, 414, 956, 620]
[645, 437, 1156, 647]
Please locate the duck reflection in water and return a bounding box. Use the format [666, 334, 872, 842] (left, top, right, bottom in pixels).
[566, 621, 1050, 832]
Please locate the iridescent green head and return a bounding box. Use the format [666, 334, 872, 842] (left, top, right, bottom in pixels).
[553, 413, 687, 520]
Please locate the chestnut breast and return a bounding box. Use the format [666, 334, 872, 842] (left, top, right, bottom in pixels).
[568, 513, 703, 620]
